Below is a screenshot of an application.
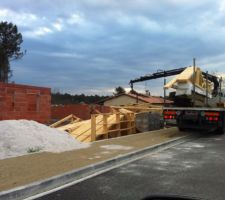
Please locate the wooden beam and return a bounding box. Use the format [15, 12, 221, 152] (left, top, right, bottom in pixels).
[131, 113, 136, 134]
[127, 113, 132, 135]
[91, 114, 96, 142]
[50, 114, 81, 128]
[116, 113, 121, 137]
[102, 114, 108, 138]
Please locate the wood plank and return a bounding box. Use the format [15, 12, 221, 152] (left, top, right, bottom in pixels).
[50, 114, 77, 128]
[91, 115, 96, 142]
[103, 115, 108, 139]
[116, 113, 121, 137]
[54, 110, 136, 143]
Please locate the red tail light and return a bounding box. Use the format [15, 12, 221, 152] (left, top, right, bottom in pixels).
[164, 110, 177, 120]
[164, 111, 176, 115]
[206, 116, 219, 121]
[205, 112, 220, 117]
[204, 112, 220, 122]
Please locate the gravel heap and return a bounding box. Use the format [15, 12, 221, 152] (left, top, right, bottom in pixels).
[0, 120, 89, 159]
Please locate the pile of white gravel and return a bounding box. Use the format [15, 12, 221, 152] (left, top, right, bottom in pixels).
[0, 120, 89, 159]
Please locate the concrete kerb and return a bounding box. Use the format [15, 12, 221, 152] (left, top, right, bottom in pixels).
[0, 135, 193, 200]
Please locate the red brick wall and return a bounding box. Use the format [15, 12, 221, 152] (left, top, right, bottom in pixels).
[0, 82, 51, 123]
[51, 104, 111, 120]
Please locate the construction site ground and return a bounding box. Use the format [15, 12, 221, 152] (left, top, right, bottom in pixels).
[0, 127, 185, 192]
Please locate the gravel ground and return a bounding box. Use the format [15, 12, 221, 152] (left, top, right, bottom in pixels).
[0, 120, 89, 159]
[0, 127, 183, 191]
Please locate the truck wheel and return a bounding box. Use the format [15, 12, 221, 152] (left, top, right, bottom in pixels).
[178, 127, 185, 132]
[217, 127, 225, 135]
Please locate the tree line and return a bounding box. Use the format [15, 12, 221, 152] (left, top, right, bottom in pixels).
[51, 92, 109, 104]
[51, 86, 126, 105]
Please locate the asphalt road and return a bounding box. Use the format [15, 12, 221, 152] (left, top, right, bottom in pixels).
[36, 133, 225, 200]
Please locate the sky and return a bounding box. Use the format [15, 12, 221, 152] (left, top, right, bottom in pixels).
[1, 0, 225, 95]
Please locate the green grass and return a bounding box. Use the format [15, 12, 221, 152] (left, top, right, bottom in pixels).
[27, 146, 42, 153]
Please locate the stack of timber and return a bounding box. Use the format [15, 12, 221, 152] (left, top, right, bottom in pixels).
[53, 108, 136, 143]
[164, 66, 213, 106]
[164, 66, 213, 97]
[112, 103, 162, 114]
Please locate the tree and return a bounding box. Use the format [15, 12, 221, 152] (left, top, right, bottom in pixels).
[51, 92, 109, 104]
[0, 21, 24, 82]
[113, 86, 126, 95]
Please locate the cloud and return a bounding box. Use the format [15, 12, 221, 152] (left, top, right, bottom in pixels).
[0, 7, 54, 38]
[52, 19, 63, 31]
[0, 7, 37, 27]
[67, 13, 84, 25]
[2, 0, 225, 95]
[217, 1, 225, 13]
[0, 7, 87, 38]
[23, 27, 54, 39]
[116, 14, 162, 33]
[48, 52, 85, 59]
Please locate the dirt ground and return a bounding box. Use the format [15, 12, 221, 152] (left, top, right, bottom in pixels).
[0, 127, 185, 191]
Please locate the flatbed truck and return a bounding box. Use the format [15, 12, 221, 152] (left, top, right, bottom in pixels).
[129, 59, 225, 134]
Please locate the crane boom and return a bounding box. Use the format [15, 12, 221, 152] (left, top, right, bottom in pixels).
[129, 67, 186, 89]
[129, 67, 219, 95]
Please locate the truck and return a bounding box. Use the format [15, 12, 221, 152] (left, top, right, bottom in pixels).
[129, 59, 225, 134]
[163, 107, 225, 134]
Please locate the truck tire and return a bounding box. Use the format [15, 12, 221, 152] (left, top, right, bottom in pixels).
[217, 127, 225, 135]
[178, 127, 185, 132]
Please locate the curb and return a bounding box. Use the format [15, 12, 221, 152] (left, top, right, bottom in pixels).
[0, 135, 192, 200]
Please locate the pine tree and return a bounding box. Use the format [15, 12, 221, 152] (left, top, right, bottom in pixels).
[0, 21, 24, 82]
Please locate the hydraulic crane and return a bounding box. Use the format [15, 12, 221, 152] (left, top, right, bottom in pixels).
[129, 67, 219, 96]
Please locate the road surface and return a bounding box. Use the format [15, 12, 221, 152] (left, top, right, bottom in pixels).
[36, 133, 225, 200]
